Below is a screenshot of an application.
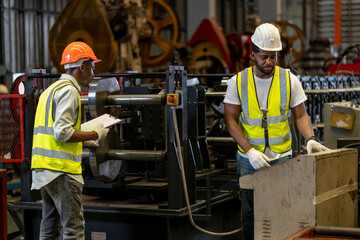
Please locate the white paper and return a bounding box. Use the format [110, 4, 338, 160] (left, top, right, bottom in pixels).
[81, 113, 122, 131]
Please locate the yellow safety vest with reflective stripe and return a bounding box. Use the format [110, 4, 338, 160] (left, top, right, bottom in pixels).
[31, 79, 82, 174]
[237, 66, 292, 153]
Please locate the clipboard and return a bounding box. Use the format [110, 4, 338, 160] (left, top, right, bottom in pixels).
[81, 113, 122, 131]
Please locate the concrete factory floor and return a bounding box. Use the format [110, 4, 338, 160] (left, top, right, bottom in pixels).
[7, 191, 23, 240]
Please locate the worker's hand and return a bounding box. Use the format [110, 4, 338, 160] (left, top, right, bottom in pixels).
[306, 140, 330, 154]
[92, 124, 109, 142]
[83, 140, 99, 148]
[246, 148, 271, 170]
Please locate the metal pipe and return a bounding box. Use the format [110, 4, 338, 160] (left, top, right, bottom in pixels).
[106, 94, 166, 105]
[26, 74, 61, 79]
[81, 93, 166, 106]
[81, 148, 94, 159]
[205, 92, 226, 100]
[188, 74, 235, 78]
[26, 72, 167, 79]
[107, 150, 166, 161]
[206, 175, 211, 215]
[26, 73, 236, 80]
[80, 95, 88, 105]
[95, 72, 166, 78]
[204, 88, 360, 99]
[314, 226, 360, 237]
[304, 87, 360, 94]
[68, 86, 360, 110]
[206, 137, 235, 143]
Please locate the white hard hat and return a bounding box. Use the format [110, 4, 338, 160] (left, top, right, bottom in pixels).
[251, 23, 282, 51]
[0, 84, 8, 94]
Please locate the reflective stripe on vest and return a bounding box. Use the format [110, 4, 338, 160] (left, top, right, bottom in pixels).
[237, 66, 292, 153]
[31, 79, 82, 174]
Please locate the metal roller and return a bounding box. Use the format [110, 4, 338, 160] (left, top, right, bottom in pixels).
[88, 77, 121, 118]
[314, 226, 360, 238]
[80, 95, 89, 105]
[87, 77, 167, 118]
[106, 94, 166, 106]
[84, 75, 238, 118]
[107, 150, 166, 161]
[206, 137, 235, 143]
[82, 90, 167, 106]
[84, 128, 167, 182]
[88, 129, 122, 182]
[205, 92, 226, 100]
[203, 87, 360, 97]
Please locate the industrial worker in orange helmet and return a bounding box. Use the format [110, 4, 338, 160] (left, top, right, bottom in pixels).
[31, 41, 109, 240]
[223, 23, 330, 239]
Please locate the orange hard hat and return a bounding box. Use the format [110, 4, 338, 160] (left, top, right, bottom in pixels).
[60, 41, 101, 65]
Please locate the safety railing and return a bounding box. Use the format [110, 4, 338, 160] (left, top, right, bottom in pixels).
[0, 94, 27, 162]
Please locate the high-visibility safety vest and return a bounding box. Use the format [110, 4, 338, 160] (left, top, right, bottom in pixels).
[31, 79, 82, 174]
[237, 66, 292, 153]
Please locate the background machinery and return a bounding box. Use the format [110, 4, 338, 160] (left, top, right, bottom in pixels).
[48, 0, 182, 74]
[3, 0, 360, 238]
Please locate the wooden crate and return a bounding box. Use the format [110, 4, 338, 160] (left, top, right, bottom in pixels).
[240, 148, 358, 240]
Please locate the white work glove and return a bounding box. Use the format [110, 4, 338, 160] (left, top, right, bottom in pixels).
[246, 148, 271, 170]
[83, 140, 99, 148]
[306, 140, 330, 154]
[92, 124, 109, 142]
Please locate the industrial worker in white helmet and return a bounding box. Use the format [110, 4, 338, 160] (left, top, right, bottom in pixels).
[223, 23, 330, 239]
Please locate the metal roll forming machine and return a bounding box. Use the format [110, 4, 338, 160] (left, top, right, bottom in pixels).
[8, 65, 360, 239]
[7, 66, 241, 240]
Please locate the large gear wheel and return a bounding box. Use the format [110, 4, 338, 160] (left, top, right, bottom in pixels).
[273, 20, 305, 68]
[140, 0, 182, 68]
[48, 0, 118, 74]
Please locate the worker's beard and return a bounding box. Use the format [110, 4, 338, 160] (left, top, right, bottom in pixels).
[254, 59, 275, 76]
